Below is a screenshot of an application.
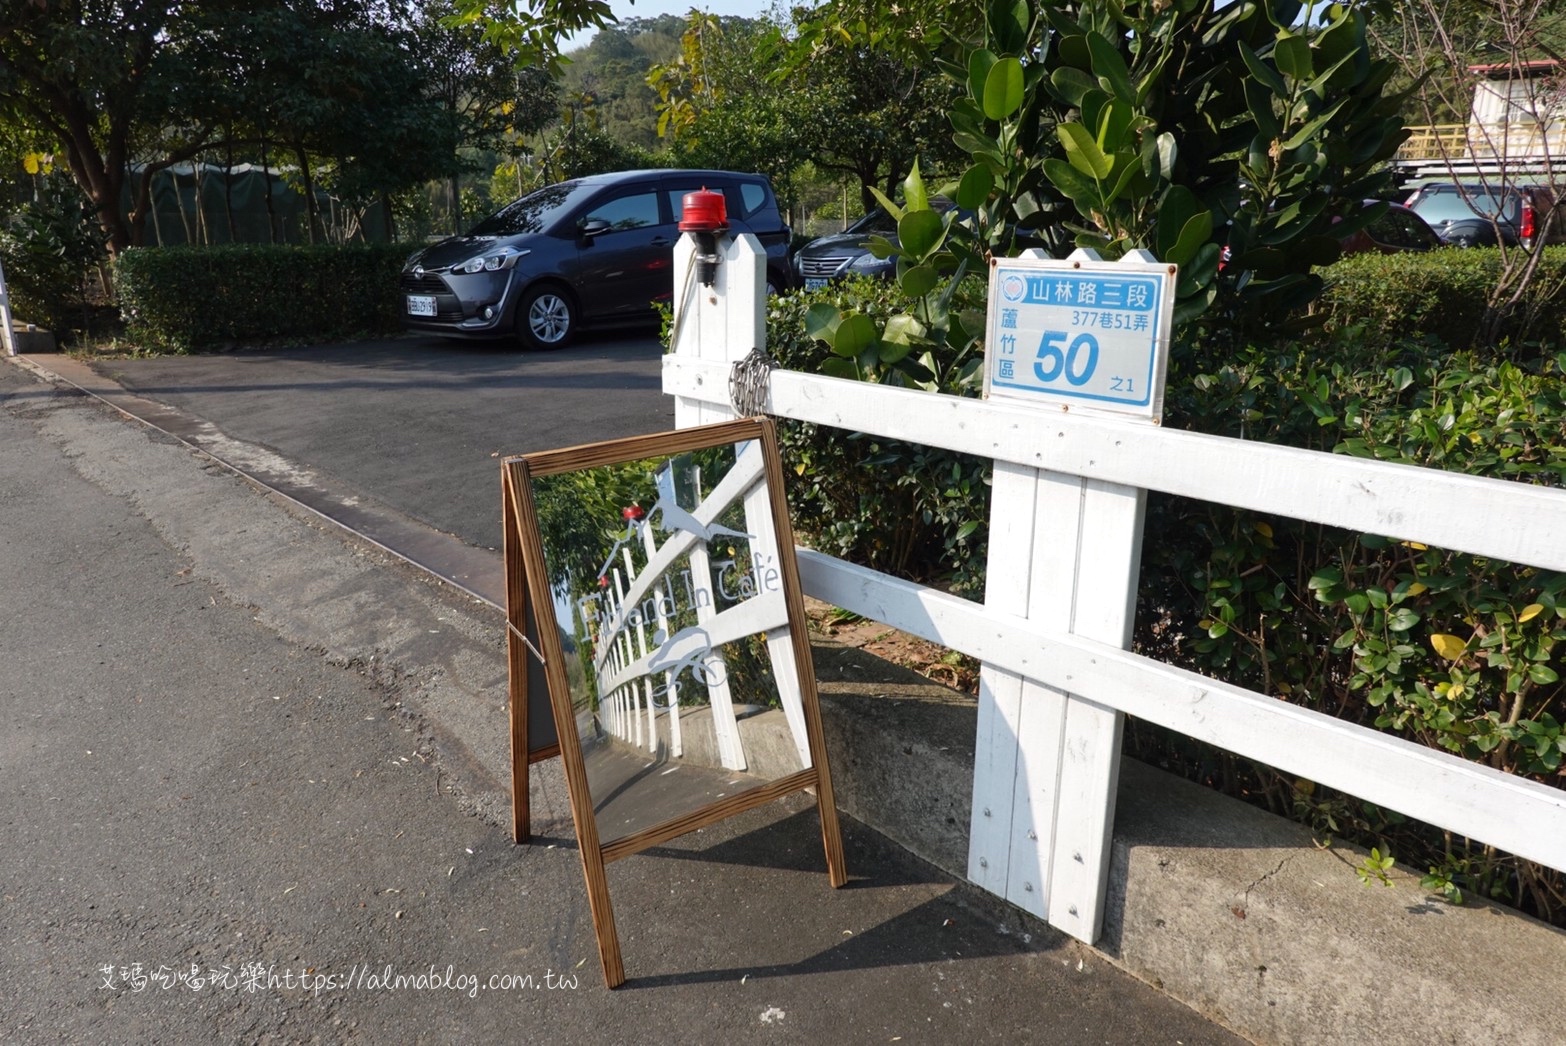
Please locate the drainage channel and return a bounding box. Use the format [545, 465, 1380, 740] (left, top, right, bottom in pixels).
[8, 353, 506, 610]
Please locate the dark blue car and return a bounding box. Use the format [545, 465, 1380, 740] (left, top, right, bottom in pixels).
[400, 169, 792, 350]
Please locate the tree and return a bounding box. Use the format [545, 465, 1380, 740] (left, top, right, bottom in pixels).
[559, 16, 685, 152]
[448, 0, 621, 74]
[0, 0, 592, 255]
[798, 0, 1409, 417]
[0, 1, 221, 255]
[788, 37, 962, 211]
[410, 0, 558, 231]
[1369, 0, 1566, 345]
[648, 10, 959, 212]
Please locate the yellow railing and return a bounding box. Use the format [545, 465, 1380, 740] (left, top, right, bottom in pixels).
[1399, 122, 1566, 162]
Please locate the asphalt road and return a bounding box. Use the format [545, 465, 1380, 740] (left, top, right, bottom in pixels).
[85, 331, 676, 551]
[1, 357, 1244, 1043]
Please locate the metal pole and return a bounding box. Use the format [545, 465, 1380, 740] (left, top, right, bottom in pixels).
[0, 255, 16, 356]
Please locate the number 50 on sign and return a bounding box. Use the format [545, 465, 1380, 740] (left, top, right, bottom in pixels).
[984, 253, 1175, 422]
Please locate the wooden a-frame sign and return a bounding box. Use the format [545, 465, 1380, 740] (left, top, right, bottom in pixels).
[501, 418, 847, 988]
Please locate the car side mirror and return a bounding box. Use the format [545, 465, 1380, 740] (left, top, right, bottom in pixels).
[579, 218, 611, 239]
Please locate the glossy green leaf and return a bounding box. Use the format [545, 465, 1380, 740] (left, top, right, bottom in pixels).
[1273, 31, 1313, 81]
[1042, 156, 1100, 207]
[821, 356, 859, 381]
[897, 264, 940, 299]
[866, 184, 904, 222]
[1055, 32, 1091, 72]
[897, 209, 946, 258]
[1058, 122, 1112, 180]
[967, 48, 998, 105]
[988, 0, 1032, 54]
[1174, 241, 1220, 297]
[1279, 96, 1349, 150]
[882, 311, 928, 346]
[1086, 31, 1134, 102]
[1165, 198, 1208, 267]
[954, 164, 995, 211]
[1244, 79, 1280, 140]
[1154, 131, 1177, 180]
[1050, 66, 1099, 107]
[1100, 154, 1144, 208]
[953, 130, 1002, 160]
[804, 303, 841, 343]
[983, 57, 1025, 120]
[902, 164, 930, 213]
[830, 313, 879, 358]
[1237, 40, 1287, 96]
[863, 235, 900, 260]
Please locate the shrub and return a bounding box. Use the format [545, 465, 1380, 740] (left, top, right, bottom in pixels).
[767, 276, 992, 596]
[0, 177, 106, 335]
[1316, 247, 1566, 352]
[1138, 334, 1566, 920]
[114, 242, 412, 352]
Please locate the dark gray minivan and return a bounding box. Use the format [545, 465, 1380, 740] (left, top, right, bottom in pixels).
[400, 169, 792, 349]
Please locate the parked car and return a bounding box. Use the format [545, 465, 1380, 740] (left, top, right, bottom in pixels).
[400, 169, 793, 349]
[791, 198, 958, 290]
[1336, 200, 1443, 255]
[1403, 181, 1562, 248]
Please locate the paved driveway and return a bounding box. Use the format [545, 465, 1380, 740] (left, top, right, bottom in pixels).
[86, 332, 674, 550]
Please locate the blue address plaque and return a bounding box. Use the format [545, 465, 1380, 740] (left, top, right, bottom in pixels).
[985, 255, 1174, 421]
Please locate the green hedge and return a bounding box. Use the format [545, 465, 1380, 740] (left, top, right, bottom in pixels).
[765, 277, 992, 597]
[1317, 246, 1566, 349]
[114, 242, 413, 352]
[766, 268, 1566, 923]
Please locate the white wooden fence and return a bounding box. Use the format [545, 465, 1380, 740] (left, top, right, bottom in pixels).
[586, 440, 812, 773]
[664, 232, 1566, 946]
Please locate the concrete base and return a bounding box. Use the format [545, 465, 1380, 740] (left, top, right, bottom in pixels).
[10, 324, 57, 353]
[808, 635, 1566, 1046]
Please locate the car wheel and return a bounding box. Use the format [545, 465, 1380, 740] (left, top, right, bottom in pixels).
[518, 283, 575, 350]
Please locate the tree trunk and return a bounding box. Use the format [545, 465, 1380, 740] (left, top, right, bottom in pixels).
[259, 128, 279, 244]
[223, 135, 239, 243]
[294, 144, 321, 244]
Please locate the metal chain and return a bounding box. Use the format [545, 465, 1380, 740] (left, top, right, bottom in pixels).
[728, 347, 776, 417]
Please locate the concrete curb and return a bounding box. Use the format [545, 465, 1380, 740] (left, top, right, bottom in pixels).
[811, 629, 1566, 1045]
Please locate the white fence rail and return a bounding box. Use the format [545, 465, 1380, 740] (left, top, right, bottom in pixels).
[664, 232, 1566, 946]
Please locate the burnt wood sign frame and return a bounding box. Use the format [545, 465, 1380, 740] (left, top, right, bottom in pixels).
[501, 418, 847, 988]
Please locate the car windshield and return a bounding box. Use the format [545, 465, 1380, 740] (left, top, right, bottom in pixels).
[845, 199, 955, 236]
[468, 181, 598, 236]
[1412, 191, 1508, 222]
[847, 208, 899, 234]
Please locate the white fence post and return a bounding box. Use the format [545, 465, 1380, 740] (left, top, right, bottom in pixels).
[621, 546, 661, 754]
[0, 256, 16, 357]
[737, 440, 813, 768]
[668, 228, 765, 428]
[640, 523, 683, 757]
[668, 227, 767, 769]
[967, 249, 1171, 942]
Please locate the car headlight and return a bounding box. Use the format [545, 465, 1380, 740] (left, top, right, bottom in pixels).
[454, 246, 530, 274]
[848, 251, 894, 275]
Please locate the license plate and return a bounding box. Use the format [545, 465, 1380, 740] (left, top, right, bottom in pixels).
[406, 294, 437, 317]
[804, 277, 828, 291]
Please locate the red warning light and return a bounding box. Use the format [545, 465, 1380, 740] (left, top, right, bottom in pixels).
[678, 189, 728, 234]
